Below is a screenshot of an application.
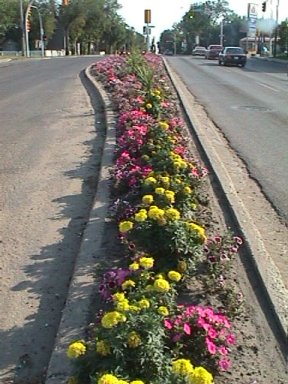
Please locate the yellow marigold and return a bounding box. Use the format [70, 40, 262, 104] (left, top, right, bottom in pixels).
[164, 190, 175, 203]
[96, 340, 111, 356]
[158, 306, 169, 316]
[135, 209, 148, 222]
[129, 262, 140, 271]
[167, 270, 182, 282]
[119, 220, 134, 233]
[146, 103, 153, 109]
[154, 89, 161, 95]
[153, 278, 170, 293]
[67, 341, 86, 359]
[148, 206, 165, 220]
[112, 292, 126, 302]
[98, 373, 119, 384]
[142, 194, 154, 205]
[165, 208, 180, 221]
[172, 358, 194, 376]
[128, 305, 139, 312]
[139, 256, 154, 269]
[155, 187, 165, 195]
[155, 273, 166, 279]
[116, 299, 130, 311]
[128, 331, 142, 348]
[138, 298, 150, 309]
[183, 186, 192, 194]
[187, 366, 214, 384]
[159, 176, 170, 186]
[187, 222, 206, 240]
[144, 176, 157, 186]
[122, 279, 136, 290]
[101, 311, 124, 329]
[130, 381, 145, 384]
[159, 121, 169, 130]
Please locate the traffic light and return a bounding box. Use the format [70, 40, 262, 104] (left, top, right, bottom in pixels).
[26, 7, 32, 32]
[262, 2, 266, 12]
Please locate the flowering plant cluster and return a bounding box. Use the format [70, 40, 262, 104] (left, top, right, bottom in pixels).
[67, 52, 243, 384]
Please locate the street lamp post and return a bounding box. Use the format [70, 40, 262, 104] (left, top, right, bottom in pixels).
[273, 0, 280, 57]
[19, 0, 26, 56]
[31, 5, 45, 57]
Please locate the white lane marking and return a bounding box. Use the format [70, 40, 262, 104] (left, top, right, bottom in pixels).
[257, 82, 279, 92]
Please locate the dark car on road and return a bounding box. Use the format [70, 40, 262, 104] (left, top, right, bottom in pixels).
[218, 46, 247, 67]
[205, 44, 222, 59]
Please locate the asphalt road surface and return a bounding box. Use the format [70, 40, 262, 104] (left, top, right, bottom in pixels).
[165, 55, 288, 223]
[0, 56, 103, 382]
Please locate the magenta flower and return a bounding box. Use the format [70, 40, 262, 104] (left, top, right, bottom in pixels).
[183, 323, 191, 335]
[218, 358, 231, 371]
[205, 337, 217, 355]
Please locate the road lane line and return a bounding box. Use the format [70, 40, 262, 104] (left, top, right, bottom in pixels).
[257, 82, 279, 92]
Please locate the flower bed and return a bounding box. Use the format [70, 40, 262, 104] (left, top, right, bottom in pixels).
[66, 53, 245, 384]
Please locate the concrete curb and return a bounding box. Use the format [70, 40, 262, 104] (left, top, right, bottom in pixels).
[44, 66, 116, 384]
[163, 59, 288, 346]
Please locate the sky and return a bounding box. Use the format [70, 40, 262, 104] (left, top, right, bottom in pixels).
[117, 0, 287, 42]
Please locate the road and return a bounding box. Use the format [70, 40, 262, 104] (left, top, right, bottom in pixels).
[165, 55, 288, 223]
[0, 56, 103, 383]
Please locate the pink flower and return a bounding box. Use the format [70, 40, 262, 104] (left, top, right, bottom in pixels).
[218, 346, 228, 356]
[208, 327, 218, 339]
[218, 358, 231, 371]
[183, 323, 191, 335]
[205, 337, 217, 355]
[164, 319, 173, 329]
[226, 333, 236, 345]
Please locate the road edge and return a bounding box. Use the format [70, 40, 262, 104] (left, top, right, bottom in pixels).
[44, 65, 117, 384]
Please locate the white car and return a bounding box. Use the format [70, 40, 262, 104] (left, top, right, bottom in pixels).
[192, 46, 206, 56]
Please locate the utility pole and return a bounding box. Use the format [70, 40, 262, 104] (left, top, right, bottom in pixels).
[19, 0, 26, 56]
[273, 0, 280, 57]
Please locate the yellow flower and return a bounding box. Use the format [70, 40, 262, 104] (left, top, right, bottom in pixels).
[187, 222, 206, 240]
[172, 358, 194, 376]
[148, 206, 165, 220]
[165, 208, 180, 221]
[135, 209, 148, 222]
[122, 279, 136, 290]
[129, 262, 140, 271]
[155, 187, 165, 195]
[129, 305, 140, 312]
[158, 306, 169, 316]
[96, 340, 111, 356]
[67, 341, 86, 359]
[101, 311, 125, 328]
[138, 298, 150, 309]
[153, 278, 170, 293]
[98, 373, 119, 384]
[139, 256, 154, 269]
[187, 366, 214, 384]
[144, 177, 157, 186]
[155, 273, 166, 279]
[146, 103, 153, 109]
[164, 190, 175, 203]
[116, 299, 130, 311]
[159, 176, 170, 186]
[168, 270, 182, 282]
[142, 194, 154, 205]
[159, 121, 169, 130]
[119, 220, 134, 233]
[183, 186, 192, 194]
[128, 331, 142, 348]
[112, 292, 126, 302]
[154, 89, 161, 95]
[130, 381, 145, 384]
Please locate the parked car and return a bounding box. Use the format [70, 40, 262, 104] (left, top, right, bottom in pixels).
[218, 46, 247, 67]
[192, 46, 206, 56]
[205, 44, 222, 59]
